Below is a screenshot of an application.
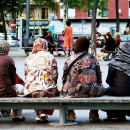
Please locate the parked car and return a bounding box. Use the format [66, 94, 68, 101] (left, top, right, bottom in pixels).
[73, 35, 91, 48]
[120, 35, 130, 42]
[0, 35, 19, 47]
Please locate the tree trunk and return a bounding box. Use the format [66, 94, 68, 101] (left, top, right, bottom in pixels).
[2, 11, 7, 40]
[63, 2, 67, 29]
[0, 1, 7, 40]
[91, 0, 99, 56]
[116, 0, 119, 32]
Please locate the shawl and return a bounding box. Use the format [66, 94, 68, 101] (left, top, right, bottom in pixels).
[0, 40, 10, 55]
[109, 42, 130, 76]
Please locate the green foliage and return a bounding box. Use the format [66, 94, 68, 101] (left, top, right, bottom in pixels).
[60, 0, 108, 16]
[33, 0, 58, 12]
[0, 0, 26, 15]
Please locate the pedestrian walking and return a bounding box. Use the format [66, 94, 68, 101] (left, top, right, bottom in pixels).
[64, 20, 73, 57]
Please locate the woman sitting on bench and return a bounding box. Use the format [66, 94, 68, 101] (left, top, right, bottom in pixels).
[104, 42, 130, 122]
[0, 40, 25, 122]
[24, 38, 59, 123]
[61, 37, 106, 122]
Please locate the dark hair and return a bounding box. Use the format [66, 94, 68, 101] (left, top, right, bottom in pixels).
[106, 32, 112, 38]
[74, 37, 89, 53]
[66, 20, 71, 26]
[43, 32, 48, 37]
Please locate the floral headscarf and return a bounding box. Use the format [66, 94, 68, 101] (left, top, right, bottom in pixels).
[32, 38, 48, 54]
[0, 40, 10, 55]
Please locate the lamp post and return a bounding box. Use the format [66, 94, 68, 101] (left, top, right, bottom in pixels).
[26, 0, 30, 39]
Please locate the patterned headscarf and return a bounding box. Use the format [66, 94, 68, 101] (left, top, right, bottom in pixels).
[0, 40, 10, 55]
[109, 42, 130, 76]
[32, 38, 48, 54]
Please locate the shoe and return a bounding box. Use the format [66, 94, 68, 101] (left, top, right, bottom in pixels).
[58, 53, 62, 56]
[67, 110, 76, 121]
[89, 110, 100, 122]
[12, 116, 25, 122]
[104, 117, 126, 122]
[36, 114, 49, 123]
[65, 55, 69, 58]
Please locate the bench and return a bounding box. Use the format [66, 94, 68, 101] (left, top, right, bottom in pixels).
[0, 96, 130, 125]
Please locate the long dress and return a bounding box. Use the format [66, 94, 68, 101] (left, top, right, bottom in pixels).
[64, 26, 73, 48]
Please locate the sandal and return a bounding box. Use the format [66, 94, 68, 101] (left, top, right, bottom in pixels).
[104, 117, 126, 122]
[67, 110, 76, 121]
[12, 116, 25, 122]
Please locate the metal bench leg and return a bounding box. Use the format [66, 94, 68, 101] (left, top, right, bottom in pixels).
[60, 107, 67, 124]
[50, 107, 77, 126]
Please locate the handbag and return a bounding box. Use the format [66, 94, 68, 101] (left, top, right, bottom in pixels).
[63, 52, 88, 85]
[44, 85, 60, 97]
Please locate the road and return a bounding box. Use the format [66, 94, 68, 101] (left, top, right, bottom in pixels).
[0, 47, 129, 130]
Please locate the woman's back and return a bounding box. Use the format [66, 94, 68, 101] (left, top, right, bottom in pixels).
[62, 53, 103, 97]
[24, 51, 57, 96]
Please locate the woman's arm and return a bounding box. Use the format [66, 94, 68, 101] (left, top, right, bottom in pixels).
[10, 59, 16, 85]
[95, 60, 102, 84]
[62, 61, 68, 85]
[106, 66, 115, 86]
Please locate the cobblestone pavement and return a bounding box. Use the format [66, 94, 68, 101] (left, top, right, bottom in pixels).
[0, 47, 129, 130]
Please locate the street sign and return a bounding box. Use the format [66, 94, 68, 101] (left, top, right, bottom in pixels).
[81, 20, 86, 24]
[10, 23, 16, 27]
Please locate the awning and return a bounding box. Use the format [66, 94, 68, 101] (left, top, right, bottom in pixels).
[98, 22, 127, 35]
[50, 20, 91, 34]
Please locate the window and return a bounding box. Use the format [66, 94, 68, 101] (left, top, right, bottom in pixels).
[41, 8, 48, 19]
[30, 8, 34, 19]
[102, 10, 108, 17]
[88, 10, 92, 17]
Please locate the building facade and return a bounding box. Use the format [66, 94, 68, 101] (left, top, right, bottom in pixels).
[16, 0, 54, 39]
[53, 0, 130, 35]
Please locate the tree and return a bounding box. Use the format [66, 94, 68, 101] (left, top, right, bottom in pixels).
[33, 0, 58, 12]
[0, 0, 26, 40]
[116, 0, 119, 32]
[60, 0, 108, 56]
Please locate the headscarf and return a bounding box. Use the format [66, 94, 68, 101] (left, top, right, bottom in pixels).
[0, 40, 10, 55]
[32, 38, 48, 54]
[109, 42, 130, 76]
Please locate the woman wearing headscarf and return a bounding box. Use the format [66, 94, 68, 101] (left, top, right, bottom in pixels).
[104, 42, 130, 122]
[0, 40, 25, 122]
[24, 38, 59, 123]
[61, 37, 106, 122]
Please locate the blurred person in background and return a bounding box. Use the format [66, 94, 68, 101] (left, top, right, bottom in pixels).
[115, 33, 122, 50]
[64, 20, 73, 57]
[46, 31, 61, 56]
[101, 32, 116, 60]
[59, 31, 66, 55]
